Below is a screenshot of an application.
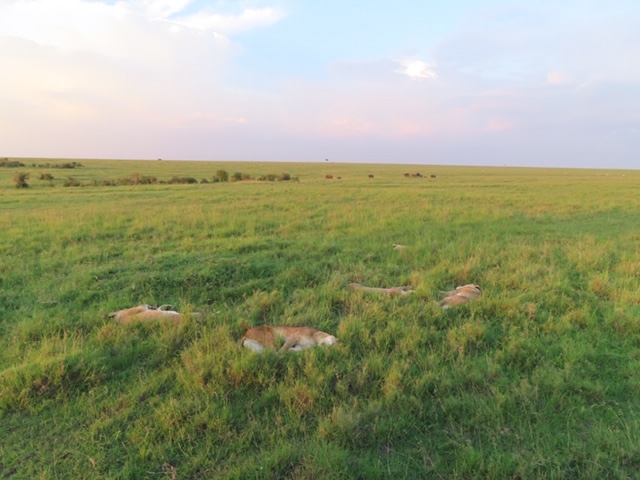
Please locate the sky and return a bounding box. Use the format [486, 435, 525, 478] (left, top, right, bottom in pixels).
[1, 0, 639, 168]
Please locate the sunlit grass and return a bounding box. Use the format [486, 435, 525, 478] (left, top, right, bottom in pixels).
[1, 159, 640, 478]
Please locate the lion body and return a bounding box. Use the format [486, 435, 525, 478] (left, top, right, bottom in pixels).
[348, 282, 414, 296]
[241, 326, 337, 353]
[439, 284, 482, 308]
[108, 304, 199, 324]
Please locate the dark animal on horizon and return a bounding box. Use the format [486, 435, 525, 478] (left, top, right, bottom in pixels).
[430, 174, 436, 179]
[403, 173, 411, 177]
[368, 174, 374, 179]
[325, 174, 333, 179]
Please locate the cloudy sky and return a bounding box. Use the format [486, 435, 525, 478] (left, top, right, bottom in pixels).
[1, 0, 639, 167]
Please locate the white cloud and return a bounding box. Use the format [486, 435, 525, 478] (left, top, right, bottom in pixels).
[172, 7, 287, 35]
[0, 0, 182, 61]
[139, 0, 192, 19]
[397, 59, 436, 80]
[0, 0, 285, 153]
[0, 1, 285, 57]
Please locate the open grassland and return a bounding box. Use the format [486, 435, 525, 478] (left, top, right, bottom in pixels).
[1, 159, 640, 479]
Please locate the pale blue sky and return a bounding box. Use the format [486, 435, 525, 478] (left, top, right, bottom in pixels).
[1, 0, 638, 167]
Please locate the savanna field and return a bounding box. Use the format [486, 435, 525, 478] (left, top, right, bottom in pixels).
[1, 159, 640, 479]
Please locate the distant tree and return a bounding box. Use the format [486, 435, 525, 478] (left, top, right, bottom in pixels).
[13, 171, 29, 188]
[232, 172, 243, 182]
[215, 169, 229, 182]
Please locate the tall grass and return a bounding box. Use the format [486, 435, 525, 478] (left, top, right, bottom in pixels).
[1, 159, 640, 478]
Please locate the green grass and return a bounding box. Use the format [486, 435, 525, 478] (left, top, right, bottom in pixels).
[1, 159, 640, 478]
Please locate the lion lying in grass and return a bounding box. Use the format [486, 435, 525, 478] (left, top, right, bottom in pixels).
[108, 304, 202, 324]
[348, 282, 415, 296]
[240, 326, 338, 353]
[348, 281, 482, 308]
[439, 284, 482, 308]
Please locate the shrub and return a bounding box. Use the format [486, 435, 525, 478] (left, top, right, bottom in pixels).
[129, 173, 157, 185]
[255, 173, 294, 182]
[259, 174, 278, 182]
[116, 177, 132, 185]
[232, 172, 243, 182]
[13, 171, 29, 188]
[215, 169, 229, 182]
[2, 158, 25, 168]
[52, 162, 82, 169]
[142, 175, 158, 184]
[168, 176, 198, 184]
[129, 173, 142, 185]
[63, 176, 81, 187]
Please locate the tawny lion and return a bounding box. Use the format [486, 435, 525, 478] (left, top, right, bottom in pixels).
[240, 326, 338, 353]
[348, 282, 414, 296]
[439, 284, 482, 308]
[108, 304, 202, 324]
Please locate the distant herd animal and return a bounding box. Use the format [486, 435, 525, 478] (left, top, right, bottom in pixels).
[324, 173, 437, 180]
[402, 172, 437, 178]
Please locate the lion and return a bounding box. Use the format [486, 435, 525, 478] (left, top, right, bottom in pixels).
[439, 284, 482, 308]
[348, 282, 414, 296]
[240, 326, 338, 353]
[108, 304, 202, 324]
